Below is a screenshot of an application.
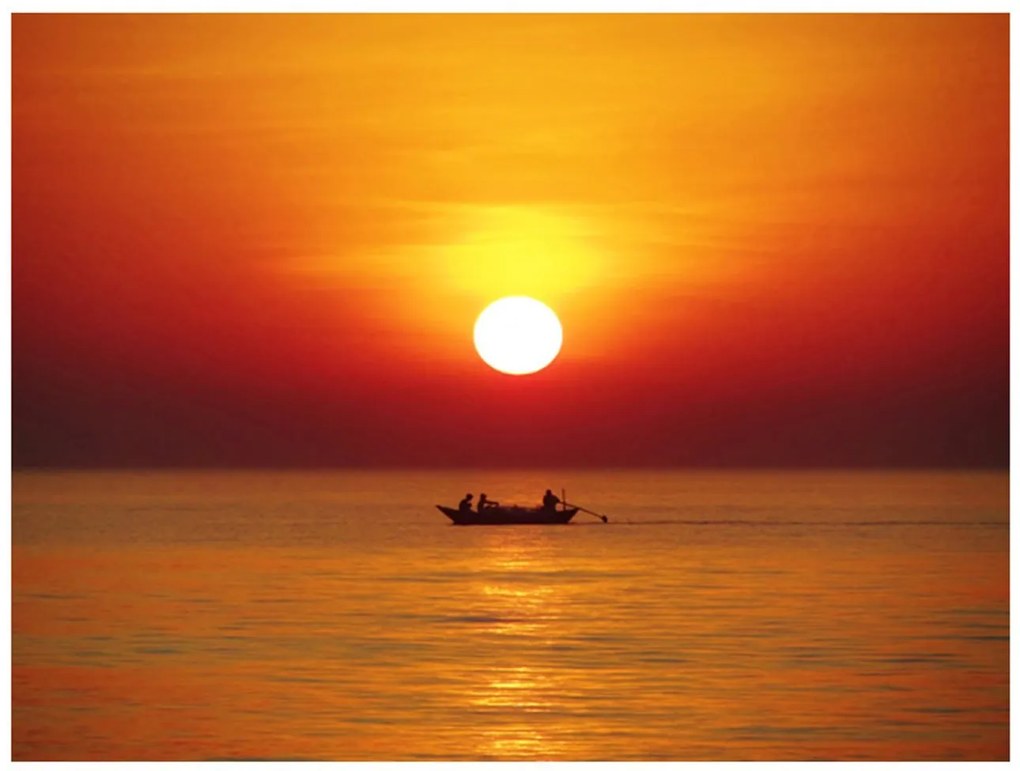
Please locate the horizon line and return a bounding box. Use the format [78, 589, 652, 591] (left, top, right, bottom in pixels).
[10, 464, 1009, 473]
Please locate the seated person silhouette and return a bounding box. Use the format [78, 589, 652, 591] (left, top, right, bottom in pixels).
[477, 492, 499, 512]
[542, 489, 561, 511]
[458, 493, 474, 513]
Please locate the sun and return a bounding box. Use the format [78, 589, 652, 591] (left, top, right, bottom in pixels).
[474, 296, 563, 375]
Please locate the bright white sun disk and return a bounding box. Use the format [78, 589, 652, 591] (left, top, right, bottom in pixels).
[473, 296, 563, 375]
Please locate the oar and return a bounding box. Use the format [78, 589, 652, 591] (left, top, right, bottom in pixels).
[565, 498, 609, 523]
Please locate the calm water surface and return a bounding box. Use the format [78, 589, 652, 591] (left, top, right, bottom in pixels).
[12, 470, 1009, 760]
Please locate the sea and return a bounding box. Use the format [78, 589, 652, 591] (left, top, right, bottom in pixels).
[11, 469, 1009, 761]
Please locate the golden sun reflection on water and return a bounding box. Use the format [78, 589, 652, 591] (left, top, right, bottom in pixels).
[481, 584, 557, 638]
[473, 723, 560, 760]
[454, 531, 591, 759]
[473, 665, 550, 710]
[467, 660, 573, 758]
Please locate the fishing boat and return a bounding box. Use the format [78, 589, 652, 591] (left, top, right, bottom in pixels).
[436, 504, 579, 526]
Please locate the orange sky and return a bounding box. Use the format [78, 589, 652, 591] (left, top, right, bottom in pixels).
[12, 14, 1008, 467]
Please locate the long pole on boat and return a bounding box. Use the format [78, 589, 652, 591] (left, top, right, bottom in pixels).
[564, 490, 609, 523]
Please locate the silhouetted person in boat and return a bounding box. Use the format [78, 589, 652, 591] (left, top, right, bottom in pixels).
[543, 489, 561, 511]
[477, 492, 499, 512]
[458, 493, 474, 513]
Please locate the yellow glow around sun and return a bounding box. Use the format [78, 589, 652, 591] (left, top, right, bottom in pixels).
[474, 297, 563, 375]
[445, 206, 604, 303]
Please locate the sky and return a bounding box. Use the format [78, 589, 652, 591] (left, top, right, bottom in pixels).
[12, 13, 1009, 468]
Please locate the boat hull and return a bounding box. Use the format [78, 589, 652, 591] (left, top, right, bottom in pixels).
[437, 505, 577, 525]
